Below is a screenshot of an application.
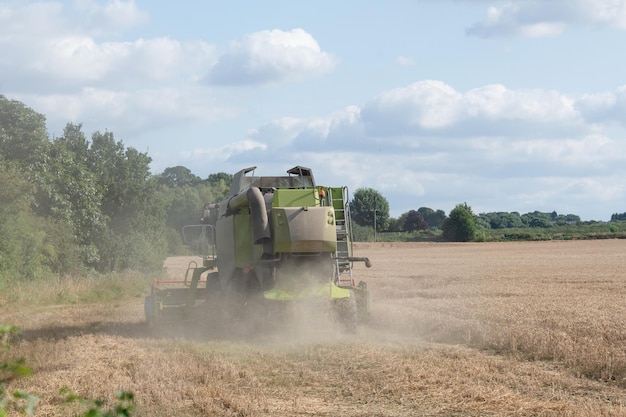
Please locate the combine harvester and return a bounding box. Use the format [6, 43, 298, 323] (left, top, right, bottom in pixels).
[145, 166, 371, 332]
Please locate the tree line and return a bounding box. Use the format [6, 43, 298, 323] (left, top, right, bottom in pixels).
[348, 188, 626, 243]
[0, 95, 230, 283]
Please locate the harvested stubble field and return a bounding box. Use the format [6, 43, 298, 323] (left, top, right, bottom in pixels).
[3, 240, 626, 416]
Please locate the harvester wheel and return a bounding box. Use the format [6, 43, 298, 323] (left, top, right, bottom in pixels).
[334, 290, 358, 333]
[205, 272, 220, 292]
[144, 294, 157, 326]
[355, 281, 371, 324]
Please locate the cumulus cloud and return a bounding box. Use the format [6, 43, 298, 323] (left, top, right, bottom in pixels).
[244, 81, 603, 158]
[575, 86, 626, 125]
[361, 81, 583, 138]
[19, 86, 239, 137]
[248, 106, 368, 152]
[238, 80, 626, 217]
[206, 28, 336, 85]
[0, 3, 334, 139]
[467, 0, 626, 38]
[0, 1, 216, 93]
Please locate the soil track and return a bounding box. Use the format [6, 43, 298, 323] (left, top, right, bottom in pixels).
[3, 240, 626, 416]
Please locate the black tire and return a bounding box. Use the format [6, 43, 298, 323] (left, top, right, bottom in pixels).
[355, 281, 371, 324]
[144, 294, 157, 325]
[334, 290, 358, 333]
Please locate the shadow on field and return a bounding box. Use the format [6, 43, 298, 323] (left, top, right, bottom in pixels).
[14, 300, 359, 346]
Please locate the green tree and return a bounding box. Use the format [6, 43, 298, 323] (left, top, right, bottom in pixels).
[156, 171, 237, 255]
[0, 168, 43, 282]
[158, 166, 202, 187]
[207, 172, 233, 186]
[349, 188, 390, 231]
[611, 212, 626, 221]
[521, 211, 554, 228]
[417, 207, 446, 229]
[387, 216, 404, 232]
[479, 212, 524, 229]
[403, 210, 428, 232]
[206, 172, 232, 200]
[0, 95, 49, 171]
[34, 124, 105, 267]
[85, 131, 167, 272]
[442, 203, 477, 242]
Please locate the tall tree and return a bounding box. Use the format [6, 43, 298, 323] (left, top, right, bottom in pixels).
[86, 131, 166, 272]
[0, 95, 49, 170]
[158, 166, 202, 187]
[442, 203, 477, 242]
[350, 188, 390, 231]
[403, 210, 428, 232]
[418, 207, 446, 229]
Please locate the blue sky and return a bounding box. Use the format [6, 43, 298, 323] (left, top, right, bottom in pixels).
[3, 0, 626, 221]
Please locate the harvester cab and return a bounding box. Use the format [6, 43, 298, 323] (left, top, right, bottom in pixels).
[145, 166, 371, 331]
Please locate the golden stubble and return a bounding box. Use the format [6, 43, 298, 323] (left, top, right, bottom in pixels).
[3, 240, 626, 416]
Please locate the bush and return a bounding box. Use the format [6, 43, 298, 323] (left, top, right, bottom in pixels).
[442, 203, 477, 242]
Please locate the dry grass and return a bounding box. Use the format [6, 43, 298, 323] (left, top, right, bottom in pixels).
[0, 271, 150, 308]
[2, 240, 626, 416]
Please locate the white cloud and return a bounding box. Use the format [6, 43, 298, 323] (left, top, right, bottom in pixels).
[234, 80, 626, 220]
[249, 106, 365, 151]
[206, 28, 336, 85]
[19, 86, 238, 137]
[575, 85, 626, 124]
[243, 81, 613, 163]
[467, 0, 626, 38]
[361, 81, 583, 137]
[0, 2, 216, 92]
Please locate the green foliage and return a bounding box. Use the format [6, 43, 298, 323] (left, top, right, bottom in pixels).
[478, 210, 581, 230]
[1, 99, 170, 275]
[417, 207, 446, 229]
[479, 211, 525, 229]
[387, 214, 406, 232]
[61, 388, 135, 417]
[156, 175, 232, 255]
[33, 125, 105, 267]
[350, 188, 390, 231]
[403, 210, 428, 232]
[350, 221, 375, 242]
[81, 130, 167, 273]
[1, 325, 38, 416]
[483, 221, 626, 242]
[207, 172, 233, 187]
[157, 166, 202, 187]
[610, 212, 626, 221]
[0, 95, 238, 275]
[390, 207, 445, 233]
[0, 95, 49, 171]
[442, 203, 477, 242]
[0, 168, 79, 282]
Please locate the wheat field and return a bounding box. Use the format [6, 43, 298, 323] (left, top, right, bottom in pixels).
[2, 240, 626, 416]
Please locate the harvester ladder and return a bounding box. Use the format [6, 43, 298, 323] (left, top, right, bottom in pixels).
[330, 187, 353, 287]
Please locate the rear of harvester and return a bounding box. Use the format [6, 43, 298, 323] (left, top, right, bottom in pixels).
[145, 166, 371, 332]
